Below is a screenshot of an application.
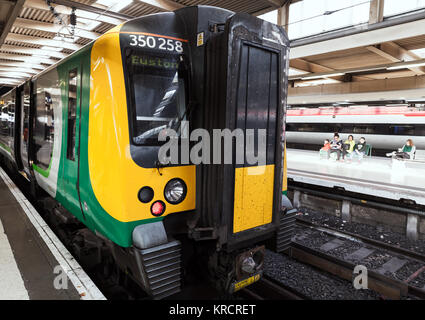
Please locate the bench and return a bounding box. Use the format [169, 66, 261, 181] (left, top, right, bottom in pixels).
[348, 144, 372, 160]
[319, 149, 330, 159]
[320, 143, 373, 161]
[406, 149, 425, 162]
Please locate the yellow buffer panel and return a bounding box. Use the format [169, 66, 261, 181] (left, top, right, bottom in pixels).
[282, 143, 287, 193]
[233, 164, 275, 233]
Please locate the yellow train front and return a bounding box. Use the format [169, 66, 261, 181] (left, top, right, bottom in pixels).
[88, 5, 291, 298]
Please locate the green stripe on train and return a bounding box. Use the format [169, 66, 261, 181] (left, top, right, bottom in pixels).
[50, 44, 158, 247]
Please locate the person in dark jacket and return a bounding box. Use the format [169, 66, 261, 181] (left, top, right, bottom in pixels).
[353, 137, 367, 161]
[329, 133, 344, 160]
[386, 139, 416, 160]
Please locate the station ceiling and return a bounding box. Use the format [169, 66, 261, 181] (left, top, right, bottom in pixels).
[0, 0, 281, 91]
[2, 0, 425, 104]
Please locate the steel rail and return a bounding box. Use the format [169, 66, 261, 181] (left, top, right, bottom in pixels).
[289, 183, 425, 218]
[290, 238, 425, 299]
[239, 276, 307, 300]
[297, 219, 425, 263]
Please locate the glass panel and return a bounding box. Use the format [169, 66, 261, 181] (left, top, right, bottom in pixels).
[289, 0, 370, 40]
[258, 9, 278, 24]
[67, 69, 77, 161]
[383, 0, 425, 17]
[126, 51, 187, 145]
[21, 83, 30, 166]
[0, 90, 15, 154]
[34, 69, 59, 170]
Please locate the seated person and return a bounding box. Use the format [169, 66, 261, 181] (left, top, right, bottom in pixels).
[353, 137, 367, 160]
[329, 133, 344, 160]
[320, 139, 331, 159]
[343, 135, 355, 158]
[321, 139, 331, 151]
[386, 139, 416, 160]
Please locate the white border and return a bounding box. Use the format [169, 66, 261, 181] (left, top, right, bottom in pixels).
[0, 167, 106, 300]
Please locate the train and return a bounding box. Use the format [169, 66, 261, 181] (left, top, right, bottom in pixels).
[286, 105, 425, 155]
[0, 6, 295, 299]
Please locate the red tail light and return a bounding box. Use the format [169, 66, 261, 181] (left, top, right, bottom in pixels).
[151, 201, 165, 217]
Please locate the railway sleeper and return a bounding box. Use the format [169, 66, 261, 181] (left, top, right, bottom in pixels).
[290, 243, 410, 300]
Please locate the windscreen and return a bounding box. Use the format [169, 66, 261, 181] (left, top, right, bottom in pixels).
[126, 50, 187, 145]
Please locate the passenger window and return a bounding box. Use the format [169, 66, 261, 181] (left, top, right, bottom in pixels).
[34, 90, 54, 170]
[67, 69, 77, 161]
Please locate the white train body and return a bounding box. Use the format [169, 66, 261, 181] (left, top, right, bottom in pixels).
[286, 106, 425, 150]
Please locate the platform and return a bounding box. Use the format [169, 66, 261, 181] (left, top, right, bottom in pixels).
[287, 149, 425, 206]
[0, 167, 105, 300]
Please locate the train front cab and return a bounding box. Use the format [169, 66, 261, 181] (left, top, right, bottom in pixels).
[88, 6, 293, 297]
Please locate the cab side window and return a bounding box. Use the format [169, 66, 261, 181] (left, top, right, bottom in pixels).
[67, 69, 77, 161]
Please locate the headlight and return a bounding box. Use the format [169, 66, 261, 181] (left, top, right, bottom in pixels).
[164, 179, 187, 204]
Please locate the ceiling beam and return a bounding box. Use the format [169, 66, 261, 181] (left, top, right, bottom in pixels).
[45, 0, 133, 20]
[290, 58, 334, 73]
[23, 0, 126, 26]
[1, 44, 68, 59]
[365, 45, 399, 62]
[0, 52, 56, 64]
[0, 71, 33, 78]
[0, 78, 24, 84]
[14, 17, 101, 40]
[0, 65, 38, 73]
[0, 61, 44, 69]
[290, 58, 345, 82]
[290, 19, 425, 59]
[138, 0, 184, 11]
[259, 0, 287, 8]
[288, 73, 425, 104]
[6, 33, 82, 51]
[289, 58, 425, 80]
[366, 42, 425, 74]
[0, 0, 25, 47]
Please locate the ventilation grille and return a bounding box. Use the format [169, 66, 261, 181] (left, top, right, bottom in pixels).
[139, 240, 182, 300]
[276, 211, 296, 253]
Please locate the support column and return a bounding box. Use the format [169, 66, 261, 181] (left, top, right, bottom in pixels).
[277, 1, 290, 32]
[341, 200, 351, 222]
[406, 214, 418, 241]
[369, 0, 385, 24]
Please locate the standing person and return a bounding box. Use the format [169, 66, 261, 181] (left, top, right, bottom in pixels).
[386, 139, 416, 160]
[343, 135, 355, 159]
[329, 133, 344, 161]
[354, 137, 367, 162]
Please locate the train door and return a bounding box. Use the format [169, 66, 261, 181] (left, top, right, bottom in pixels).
[19, 82, 31, 178]
[61, 64, 84, 221]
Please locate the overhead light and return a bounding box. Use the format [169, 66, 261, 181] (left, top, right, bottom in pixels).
[301, 72, 344, 80]
[41, 46, 63, 52]
[387, 62, 425, 70]
[53, 35, 80, 43]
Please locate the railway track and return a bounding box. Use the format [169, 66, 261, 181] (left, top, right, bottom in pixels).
[238, 277, 307, 300]
[291, 218, 425, 299]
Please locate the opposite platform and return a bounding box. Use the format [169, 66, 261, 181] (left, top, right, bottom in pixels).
[287, 149, 425, 207]
[0, 167, 105, 300]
